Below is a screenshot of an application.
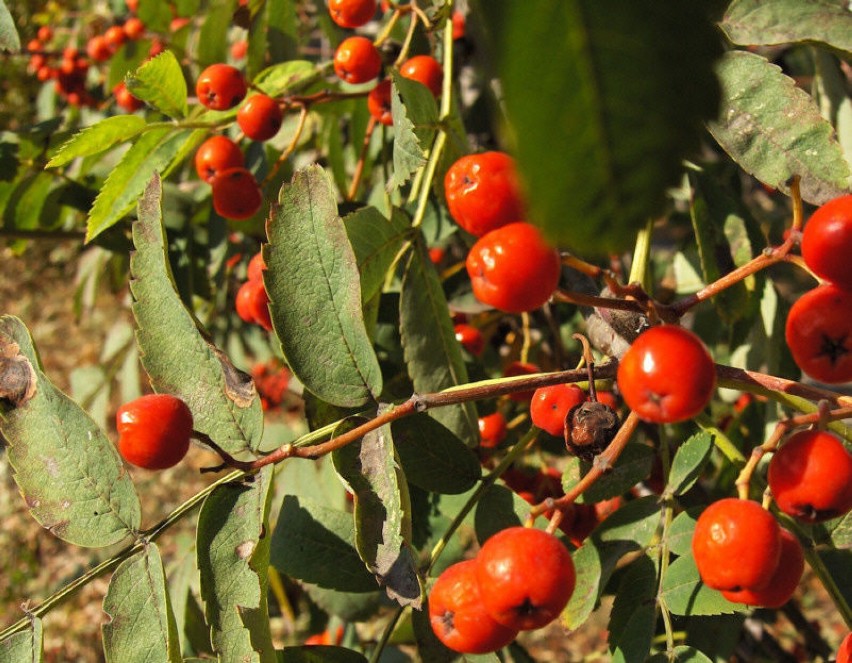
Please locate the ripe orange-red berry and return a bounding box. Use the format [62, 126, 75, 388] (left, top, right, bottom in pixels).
[801, 194, 852, 291]
[721, 528, 803, 608]
[211, 167, 263, 220]
[529, 384, 586, 437]
[114, 82, 144, 112]
[237, 94, 283, 142]
[236, 279, 273, 330]
[328, 0, 377, 28]
[367, 78, 393, 126]
[478, 412, 507, 449]
[123, 17, 146, 40]
[333, 36, 382, 84]
[196, 63, 247, 111]
[400, 54, 443, 97]
[194, 135, 245, 183]
[116, 394, 193, 470]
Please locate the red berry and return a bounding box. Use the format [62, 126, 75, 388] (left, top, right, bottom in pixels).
[113, 82, 144, 112]
[444, 152, 525, 237]
[170, 17, 191, 32]
[428, 246, 445, 265]
[237, 94, 283, 142]
[37, 26, 53, 42]
[801, 194, 852, 291]
[454, 323, 484, 356]
[617, 325, 716, 424]
[785, 283, 852, 384]
[126, 0, 139, 12]
[196, 64, 247, 111]
[451, 11, 466, 40]
[123, 17, 146, 40]
[328, 0, 377, 28]
[429, 560, 518, 654]
[104, 25, 127, 48]
[212, 168, 263, 220]
[768, 429, 852, 522]
[194, 135, 245, 183]
[478, 413, 507, 449]
[149, 39, 165, 57]
[87, 35, 113, 62]
[466, 222, 560, 313]
[475, 527, 575, 631]
[400, 54, 443, 97]
[502, 361, 541, 402]
[692, 498, 781, 592]
[333, 36, 382, 85]
[235, 279, 273, 330]
[247, 250, 267, 283]
[721, 528, 803, 608]
[529, 384, 585, 437]
[26, 39, 42, 53]
[837, 633, 851, 663]
[116, 394, 193, 470]
[231, 39, 248, 61]
[367, 78, 393, 126]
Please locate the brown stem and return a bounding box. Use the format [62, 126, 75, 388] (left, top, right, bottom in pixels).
[261, 104, 309, 188]
[346, 116, 378, 201]
[553, 288, 648, 316]
[715, 365, 852, 408]
[561, 253, 627, 297]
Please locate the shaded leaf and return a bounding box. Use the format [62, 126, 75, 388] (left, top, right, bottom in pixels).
[392, 413, 481, 495]
[247, 0, 299, 78]
[102, 544, 182, 663]
[332, 418, 422, 608]
[277, 647, 368, 663]
[196, 0, 234, 68]
[388, 70, 439, 190]
[562, 443, 654, 503]
[266, 165, 383, 408]
[608, 555, 657, 663]
[131, 176, 263, 456]
[0, 316, 140, 547]
[345, 206, 411, 303]
[0, 0, 20, 51]
[126, 50, 188, 118]
[708, 51, 851, 204]
[667, 432, 714, 496]
[477, 0, 722, 254]
[197, 467, 276, 663]
[721, 0, 852, 53]
[649, 646, 714, 663]
[660, 555, 746, 616]
[46, 116, 146, 168]
[399, 239, 478, 446]
[668, 508, 701, 558]
[0, 618, 42, 662]
[473, 483, 530, 544]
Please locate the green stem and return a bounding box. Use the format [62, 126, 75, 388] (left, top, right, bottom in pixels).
[655, 427, 676, 661]
[694, 414, 747, 465]
[628, 219, 654, 290]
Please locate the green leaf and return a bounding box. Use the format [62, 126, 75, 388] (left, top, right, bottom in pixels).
[388, 70, 439, 190]
[130, 176, 264, 456]
[102, 544, 182, 663]
[266, 165, 383, 408]
[345, 206, 411, 303]
[253, 61, 319, 97]
[608, 555, 657, 663]
[196, 0, 235, 68]
[392, 413, 481, 494]
[126, 50, 188, 118]
[197, 467, 276, 663]
[86, 127, 195, 242]
[562, 541, 604, 630]
[660, 555, 746, 617]
[0, 316, 141, 547]
[46, 116, 146, 168]
[332, 417, 422, 608]
[477, 0, 722, 254]
[707, 51, 851, 205]
[667, 508, 701, 558]
[270, 494, 379, 593]
[473, 484, 531, 544]
[823, 511, 852, 549]
[247, 0, 299, 78]
[277, 647, 368, 663]
[0, 618, 42, 662]
[0, 0, 20, 51]
[649, 646, 714, 663]
[667, 432, 714, 496]
[594, 495, 663, 548]
[399, 239, 478, 446]
[562, 443, 654, 503]
[721, 0, 852, 53]
[817, 549, 852, 608]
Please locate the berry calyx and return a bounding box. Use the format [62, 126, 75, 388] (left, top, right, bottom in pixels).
[801, 194, 852, 291]
[194, 135, 245, 183]
[785, 283, 852, 384]
[116, 394, 193, 470]
[328, 0, 377, 28]
[196, 63, 247, 111]
[454, 323, 484, 356]
[475, 526, 575, 631]
[444, 152, 525, 237]
[237, 94, 283, 142]
[333, 36, 382, 85]
[767, 429, 852, 522]
[367, 78, 393, 126]
[617, 325, 716, 424]
[529, 384, 585, 437]
[211, 167, 263, 220]
[478, 412, 507, 449]
[429, 560, 518, 654]
[721, 528, 803, 608]
[400, 54, 443, 97]
[692, 498, 781, 592]
[466, 222, 561, 313]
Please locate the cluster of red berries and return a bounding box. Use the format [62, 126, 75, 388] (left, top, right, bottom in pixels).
[235, 250, 273, 331]
[787, 194, 852, 384]
[115, 393, 193, 470]
[250, 359, 292, 411]
[429, 526, 575, 654]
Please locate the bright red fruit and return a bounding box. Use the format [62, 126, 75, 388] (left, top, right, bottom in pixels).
[247, 250, 267, 283]
[212, 168, 263, 220]
[617, 325, 716, 424]
[123, 17, 146, 40]
[837, 632, 851, 663]
[37, 26, 53, 42]
[333, 36, 382, 84]
[444, 152, 525, 237]
[196, 64, 247, 111]
[768, 430, 852, 522]
[235, 279, 273, 330]
[785, 284, 852, 384]
[801, 194, 852, 291]
[237, 94, 283, 142]
[692, 498, 781, 592]
[721, 528, 803, 608]
[116, 394, 193, 470]
[87, 35, 113, 62]
[466, 222, 560, 313]
[454, 323, 484, 356]
[400, 55, 443, 97]
[475, 527, 575, 631]
[478, 413, 507, 449]
[194, 135, 244, 182]
[328, 0, 377, 28]
[113, 82, 144, 112]
[367, 78, 393, 126]
[429, 560, 518, 654]
[529, 384, 585, 437]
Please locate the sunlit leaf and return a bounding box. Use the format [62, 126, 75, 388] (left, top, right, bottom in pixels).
[46, 116, 146, 168]
[126, 51, 188, 118]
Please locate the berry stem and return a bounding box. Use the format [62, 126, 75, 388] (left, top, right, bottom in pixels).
[262, 103, 309, 188]
[346, 116, 378, 201]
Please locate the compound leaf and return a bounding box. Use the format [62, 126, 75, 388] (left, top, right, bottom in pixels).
[126, 50, 188, 118]
[660, 555, 746, 617]
[388, 70, 439, 191]
[46, 116, 146, 168]
[667, 432, 714, 496]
